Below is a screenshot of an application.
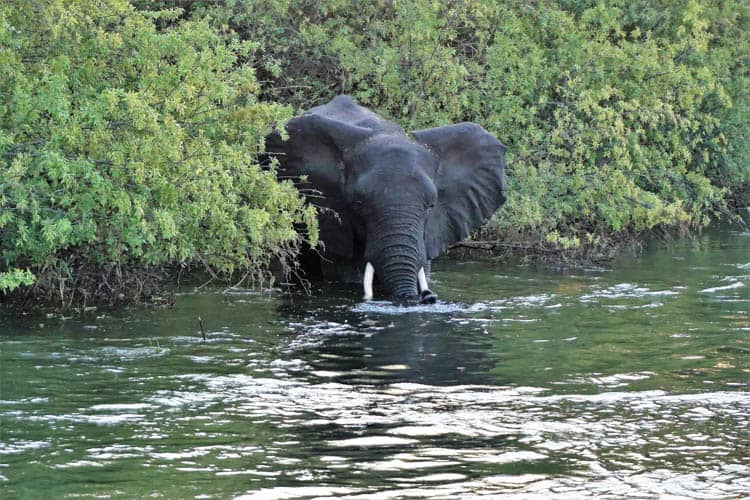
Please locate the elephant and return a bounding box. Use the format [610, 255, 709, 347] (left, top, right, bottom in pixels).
[266, 95, 506, 304]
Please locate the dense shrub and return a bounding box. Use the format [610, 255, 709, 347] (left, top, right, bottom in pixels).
[0, 0, 317, 302]
[161, 0, 748, 252]
[2, 0, 747, 304]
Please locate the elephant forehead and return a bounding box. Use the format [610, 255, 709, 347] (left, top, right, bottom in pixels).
[347, 135, 437, 174]
[353, 165, 438, 204]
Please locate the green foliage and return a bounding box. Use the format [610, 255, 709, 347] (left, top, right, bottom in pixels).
[0, 0, 317, 299]
[0, 268, 34, 292]
[2, 0, 746, 302]
[168, 0, 748, 250]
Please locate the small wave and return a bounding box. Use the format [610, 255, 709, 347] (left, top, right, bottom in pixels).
[172, 332, 256, 344]
[468, 294, 558, 311]
[564, 372, 656, 389]
[364, 457, 461, 472]
[87, 444, 154, 460]
[90, 403, 153, 411]
[580, 283, 680, 302]
[284, 320, 373, 350]
[222, 287, 281, 296]
[0, 440, 49, 455]
[722, 274, 750, 281]
[269, 358, 308, 371]
[604, 302, 663, 310]
[96, 346, 170, 361]
[54, 460, 106, 469]
[463, 450, 548, 465]
[85, 413, 144, 426]
[236, 487, 358, 500]
[699, 281, 745, 293]
[352, 294, 558, 316]
[0, 397, 49, 405]
[352, 300, 468, 315]
[187, 355, 214, 364]
[328, 436, 419, 447]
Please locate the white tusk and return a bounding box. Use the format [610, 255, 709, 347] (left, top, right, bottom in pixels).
[418, 267, 429, 293]
[363, 262, 374, 300]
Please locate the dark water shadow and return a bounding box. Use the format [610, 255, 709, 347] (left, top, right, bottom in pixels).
[274, 284, 501, 386]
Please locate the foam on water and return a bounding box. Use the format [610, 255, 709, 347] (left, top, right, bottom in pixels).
[95, 346, 170, 360]
[352, 300, 469, 315]
[565, 372, 657, 389]
[0, 440, 50, 455]
[352, 293, 560, 316]
[580, 283, 681, 301]
[699, 281, 745, 293]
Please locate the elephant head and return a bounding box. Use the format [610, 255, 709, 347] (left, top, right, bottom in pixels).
[267, 95, 506, 304]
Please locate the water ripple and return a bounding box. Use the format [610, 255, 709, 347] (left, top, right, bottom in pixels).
[2, 221, 749, 498]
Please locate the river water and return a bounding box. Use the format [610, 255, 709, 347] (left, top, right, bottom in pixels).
[1, 223, 749, 498]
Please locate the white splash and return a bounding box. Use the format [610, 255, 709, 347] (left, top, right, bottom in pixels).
[699, 281, 745, 293]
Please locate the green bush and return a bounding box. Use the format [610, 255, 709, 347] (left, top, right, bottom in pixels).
[168, 0, 748, 252]
[0, 0, 317, 302]
[2, 0, 746, 304]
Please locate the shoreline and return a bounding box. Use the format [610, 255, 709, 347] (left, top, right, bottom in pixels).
[3, 208, 747, 314]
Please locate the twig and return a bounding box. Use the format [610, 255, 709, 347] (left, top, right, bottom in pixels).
[230, 268, 253, 289]
[198, 316, 206, 341]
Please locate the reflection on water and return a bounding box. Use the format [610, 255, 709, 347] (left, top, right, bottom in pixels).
[1, 223, 749, 498]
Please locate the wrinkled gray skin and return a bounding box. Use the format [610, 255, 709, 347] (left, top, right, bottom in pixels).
[267, 95, 506, 304]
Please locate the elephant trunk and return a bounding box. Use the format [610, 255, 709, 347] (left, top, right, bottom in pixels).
[366, 212, 435, 304]
[377, 250, 421, 302]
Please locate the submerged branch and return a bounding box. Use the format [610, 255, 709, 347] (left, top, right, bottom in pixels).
[449, 240, 557, 254]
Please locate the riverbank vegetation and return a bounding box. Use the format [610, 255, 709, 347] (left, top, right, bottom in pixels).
[0, 0, 318, 306]
[1, 0, 748, 306]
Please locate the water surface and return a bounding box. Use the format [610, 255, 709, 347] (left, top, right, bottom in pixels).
[1, 224, 749, 498]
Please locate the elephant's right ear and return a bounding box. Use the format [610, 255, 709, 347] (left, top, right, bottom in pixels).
[265, 114, 372, 258]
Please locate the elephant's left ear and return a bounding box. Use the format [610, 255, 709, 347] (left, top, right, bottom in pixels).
[412, 122, 506, 259]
